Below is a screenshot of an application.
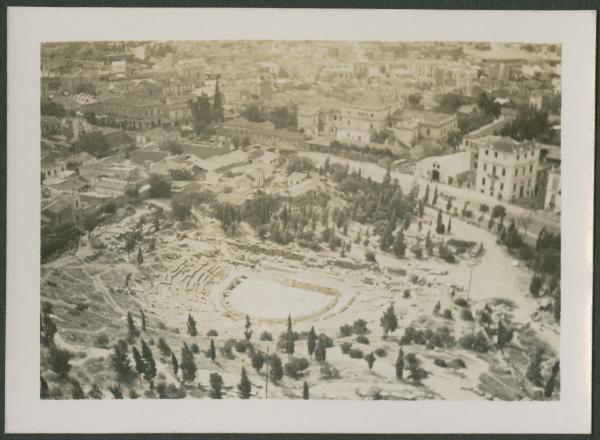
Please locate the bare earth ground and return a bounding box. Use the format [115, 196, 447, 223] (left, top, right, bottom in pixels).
[41, 197, 560, 400]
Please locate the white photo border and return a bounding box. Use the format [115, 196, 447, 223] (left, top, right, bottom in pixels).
[6, 7, 596, 434]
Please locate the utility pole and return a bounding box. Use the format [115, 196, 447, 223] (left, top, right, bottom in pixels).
[265, 346, 269, 400]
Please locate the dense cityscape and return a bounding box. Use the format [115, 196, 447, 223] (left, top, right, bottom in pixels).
[40, 41, 562, 401]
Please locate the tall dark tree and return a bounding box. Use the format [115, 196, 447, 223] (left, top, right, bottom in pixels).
[208, 339, 216, 362]
[171, 353, 179, 376]
[49, 344, 72, 378]
[526, 348, 544, 387]
[393, 229, 406, 257]
[285, 315, 295, 358]
[137, 246, 144, 267]
[269, 354, 284, 384]
[111, 340, 133, 382]
[303, 381, 309, 400]
[141, 339, 157, 389]
[395, 347, 405, 379]
[127, 312, 138, 339]
[140, 308, 147, 332]
[423, 184, 430, 204]
[210, 372, 224, 399]
[251, 350, 265, 372]
[365, 352, 376, 371]
[187, 314, 198, 337]
[244, 315, 253, 341]
[109, 384, 123, 399]
[212, 80, 224, 122]
[132, 346, 145, 376]
[380, 303, 398, 337]
[180, 343, 197, 383]
[158, 337, 171, 358]
[447, 216, 452, 233]
[307, 326, 317, 359]
[238, 367, 252, 399]
[314, 337, 327, 363]
[432, 186, 439, 205]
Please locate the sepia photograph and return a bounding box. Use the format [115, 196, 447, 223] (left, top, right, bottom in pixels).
[39, 39, 563, 402]
[5, 6, 595, 434]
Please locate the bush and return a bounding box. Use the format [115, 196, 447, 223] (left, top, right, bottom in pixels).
[235, 339, 251, 353]
[365, 251, 376, 262]
[340, 342, 352, 354]
[320, 363, 341, 380]
[206, 329, 218, 337]
[400, 325, 455, 348]
[403, 289, 411, 298]
[374, 347, 387, 357]
[442, 309, 453, 320]
[355, 335, 370, 345]
[101, 201, 117, 214]
[259, 331, 273, 341]
[454, 298, 468, 307]
[530, 275, 544, 297]
[349, 348, 364, 359]
[433, 358, 447, 368]
[459, 331, 491, 353]
[492, 205, 506, 219]
[284, 357, 310, 379]
[460, 309, 474, 321]
[94, 334, 110, 348]
[352, 319, 369, 335]
[191, 343, 200, 354]
[148, 174, 172, 198]
[221, 338, 236, 359]
[448, 358, 467, 369]
[339, 324, 353, 337]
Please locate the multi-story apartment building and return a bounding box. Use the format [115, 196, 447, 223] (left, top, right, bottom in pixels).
[297, 106, 320, 137]
[472, 136, 540, 201]
[325, 103, 391, 144]
[92, 96, 191, 129]
[544, 167, 561, 214]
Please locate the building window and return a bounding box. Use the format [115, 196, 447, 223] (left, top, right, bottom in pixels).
[517, 155, 520, 160]
[483, 164, 487, 171]
[530, 164, 533, 173]
[494, 152, 498, 158]
[502, 168, 506, 176]
[482, 177, 486, 185]
[485, 149, 489, 155]
[492, 165, 496, 175]
[500, 183, 504, 190]
[515, 169, 518, 177]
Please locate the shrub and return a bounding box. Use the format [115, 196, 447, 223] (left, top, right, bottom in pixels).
[448, 358, 467, 369]
[349, 348, 364, 359]
[221, 338, 236, 359]
[235, 339, 251, 353]
[403, 289, 411, 298]
[206, 329, 218, 337]
[460, 309, 474, 321]
[374, 347, 387, 357]
[529, 275, 544, 297]
[352, 319, 369, 335]
[355, 335, 370, 345]
[339, 324, 353, 337]
[259, 331, 273, 341]
[459, 331, 491, 353]
[433, 358, 447, 368]
[94, 334, 110, 348]
[320, 363, 341, 380]
[442, 309, 453, 320]
[365, 251, 376, 262]
[191, 343, 200, 354]
[454, 298, 469, 307]
[340, 342, 353, 354]
[284, 357, 310, 379]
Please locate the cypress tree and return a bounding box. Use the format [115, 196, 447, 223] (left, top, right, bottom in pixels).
[140, 308, 146, 332]
[158, 337, 171, 358]
[251, 350, 265, 372]
[109, 384, 123, 399]
[180, 343, 197, 383]
[423, 184, 430, 204]
[238, 367, 252, 399]
[187, 314, 198, 337]
[111, 340, 133, 382]
[396, 347, 405, 379]
[171, 353, 179, 376]
[127, 312, 138, 338]
[285, 315, 295, 358]
[244, 315, 253, 341]
[208, 339, 216, 361]
[269, 354, 284, 384]
[307, 326, 317, 358]
[544, 361, 560, 398]
[132, 346, 145, 376]
[141, 339, 157, 389]
[49, 343, 72, 378]
[314, 338, 326, 363]
[380, 303, 399, 337]
[71, 380, 85, 399]
[137, 246, 143, 267]
[303, 381, 309, 400]
[432, 186, 438, 205]
[365, 352, 376, 371]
